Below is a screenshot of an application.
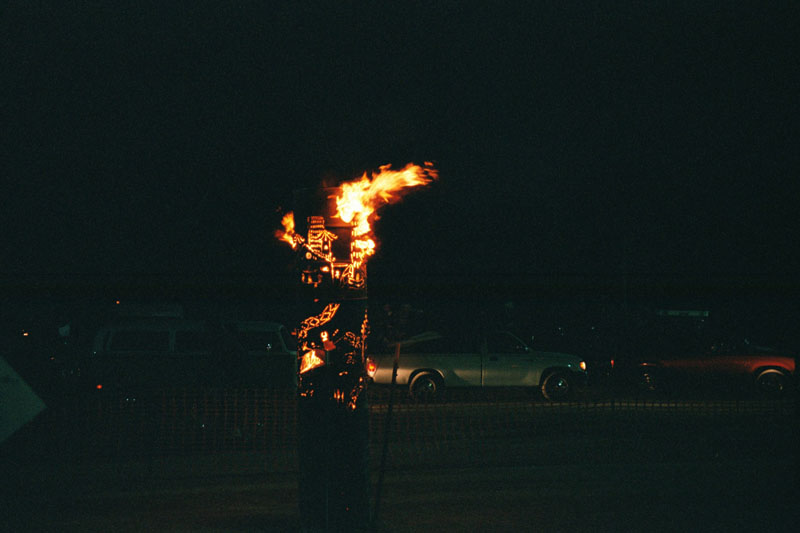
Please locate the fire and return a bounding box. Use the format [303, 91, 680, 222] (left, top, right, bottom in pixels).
[276, 211, 298, 248]
[335, 162, 437, 262]
[299, 349, 326, 374]
[335, 162, 438, 225]
[276, 162, 436, 398]
[275, 162, 437, 262]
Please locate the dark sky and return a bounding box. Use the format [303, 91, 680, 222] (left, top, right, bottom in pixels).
[3, 2, 798, 288]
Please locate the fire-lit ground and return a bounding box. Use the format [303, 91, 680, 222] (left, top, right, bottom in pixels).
[3, 398, 796, 532]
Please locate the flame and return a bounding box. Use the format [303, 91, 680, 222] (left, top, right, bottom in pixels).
[274, 162, 437, 258]
[335, 162, 437, 263]
[275, 212, 297, 248]
[336, 162, 438, 224]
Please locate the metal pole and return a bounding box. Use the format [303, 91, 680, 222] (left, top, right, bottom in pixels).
[372, 341, 402, 527]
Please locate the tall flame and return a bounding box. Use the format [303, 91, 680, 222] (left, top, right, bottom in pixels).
[275, 161, 437, 263]
[335, 162, 438, 225]
[335, 162, 437, 262]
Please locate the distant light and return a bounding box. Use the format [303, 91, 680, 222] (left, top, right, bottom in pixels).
[22, 331, 29, 337]
[115, 300, 120, 305]
[96, 384, 103, 390]
[579, 361, 587, 371]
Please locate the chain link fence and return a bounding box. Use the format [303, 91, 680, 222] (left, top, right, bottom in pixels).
[32, 386, 793, 473]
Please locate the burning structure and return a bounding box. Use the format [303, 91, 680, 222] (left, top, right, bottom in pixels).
[277, 162, 437, 530]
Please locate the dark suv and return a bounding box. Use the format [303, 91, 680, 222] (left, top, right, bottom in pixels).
[81, 318, 296, 394]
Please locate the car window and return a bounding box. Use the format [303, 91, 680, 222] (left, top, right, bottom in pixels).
[650, 320, 709, 357]
[174, 330, 211, 353]
[410, 337, 446, 353]
[93, 331, 111, 352]
[238, 330, 281, 352]
[412, 334, 476, 354]
[487, 331, 528, 353]
[280, 327, 296, 351]
[108, 330, 169, 352]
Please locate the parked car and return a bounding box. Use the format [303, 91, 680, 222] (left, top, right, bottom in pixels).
[366, 330, 587, 401]
[79, 318, 296, 395]
[631, 340, 795, 395]
[617, 309, 796, 395]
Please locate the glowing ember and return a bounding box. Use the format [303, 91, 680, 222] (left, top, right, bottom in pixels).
[299, 349, 326, 374]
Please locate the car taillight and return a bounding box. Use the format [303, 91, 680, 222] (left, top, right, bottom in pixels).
[366, 357, 377, 377]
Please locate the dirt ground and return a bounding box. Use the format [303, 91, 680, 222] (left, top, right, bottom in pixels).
[3, 405, 796, 532]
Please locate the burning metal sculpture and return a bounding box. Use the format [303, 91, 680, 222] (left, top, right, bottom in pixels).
[277, 162, 437, 530]
[277, 163, 437, 405]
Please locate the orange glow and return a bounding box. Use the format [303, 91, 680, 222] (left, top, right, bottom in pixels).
[275, 212, 298, 248]
[335, 162, 438, 224]
[334, 162, 437, 265]
[366, 357, 377, 376]
[274, 163, 437, 271]
[299, 350, 325, 374]
[96, 384, 103, 390]
[320, 330, 336, 351]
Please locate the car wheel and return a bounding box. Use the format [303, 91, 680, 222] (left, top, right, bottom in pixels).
[541, 371, 572, 401]
[410, 373, 443, 402]
[755, 369, 789, 394]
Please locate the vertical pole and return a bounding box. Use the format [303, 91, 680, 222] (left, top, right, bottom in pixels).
[293, 188, 371, 532]
[373, 341, 402, 527]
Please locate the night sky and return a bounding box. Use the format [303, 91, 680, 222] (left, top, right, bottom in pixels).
[3, 2, 798, 303]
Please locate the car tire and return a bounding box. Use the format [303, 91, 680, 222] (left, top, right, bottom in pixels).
[541, 371, 572, 401]
[409, 372, 443, 402]
[754, 369, 790, 395]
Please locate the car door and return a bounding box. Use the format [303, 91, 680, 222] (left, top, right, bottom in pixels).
[104, 327, 171, 390]
[236, 327, 294, 386]
[481, 331, 535, 386]
[173, 326, 214, 386]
